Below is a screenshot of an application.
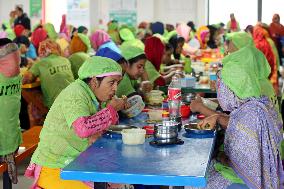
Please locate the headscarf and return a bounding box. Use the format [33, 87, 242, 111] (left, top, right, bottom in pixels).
[269, 14, 284, 42]
[222, 32, 273, 99]
[119, 28, 135, 41]
[144, 36, 165, 71]
[77, 26, 87, 34]
[230, 19, 238, 31]
[69, 34, 87, 54]
[0, 31, 7, 39]
[2, 21, 16, 40]
[253, 26, 276, 79]
[176, 23, 191, 42]
[43, 23, 58, 40]
[38, 39, 62, 57]
[60, 15, 66, 33]
[107, 21, 119, 32]
[31, 27, 48, 49]
[196, 26, 210, 49]
[150, 22, 164, 35]
[95, 47, 123, 62]
[90, 30, 111, 50]
[138, 21, 148, 29]
[108, 30, 121, 45]
[0, 40, 20, 77]
[14, 24, 25, 37]
[217, 78, 284, 189]
[78, 56, 122, 80]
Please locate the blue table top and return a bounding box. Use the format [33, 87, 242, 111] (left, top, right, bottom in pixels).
[61, 127, 216, 187]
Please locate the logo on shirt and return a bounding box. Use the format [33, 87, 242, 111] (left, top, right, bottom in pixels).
[0, 81, 21, 96]
[49, 65, 71, 75]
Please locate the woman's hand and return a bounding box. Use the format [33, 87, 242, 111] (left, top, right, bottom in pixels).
[190, 95, 204, 113]
[197, 114, 219, 130]
[140, 81, 153, 93]
[109, 97, 129, 111]
[88, 132, 103, 145]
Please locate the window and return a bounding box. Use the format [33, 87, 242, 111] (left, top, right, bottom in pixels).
[209, 0, 258, 30]
[262, 0, 284, 25]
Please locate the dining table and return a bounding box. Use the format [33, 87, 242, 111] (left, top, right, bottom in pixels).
[61, 114, 217, 188]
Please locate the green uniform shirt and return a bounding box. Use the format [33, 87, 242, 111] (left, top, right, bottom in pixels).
[116, 73, 137, 97]
[29, 54, 75, 108]
[31, 79, 102, 168]
[145, 61, 161, 84]
[0, 74, 22, 156]
[68, 52, 90, 79]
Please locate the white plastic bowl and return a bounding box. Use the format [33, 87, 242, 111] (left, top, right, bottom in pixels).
[148, 110, 163, 121]
[121, 128, 146, 145]
[122, 95, 145, 118]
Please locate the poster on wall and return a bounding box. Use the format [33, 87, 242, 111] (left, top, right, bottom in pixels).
[67, 0, 90, 28]
[109, 0, 137, 26]
[29, 0, 42, 27]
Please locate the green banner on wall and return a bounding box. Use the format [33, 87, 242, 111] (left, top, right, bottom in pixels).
[29, 0, 42, 18]
[109, 10, 137, 26]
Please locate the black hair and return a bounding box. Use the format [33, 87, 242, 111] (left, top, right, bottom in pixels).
[187, 21, 196, 32]
[168, 35, 185, 60]
[165, 43, 173, 51]
[2, 24, 7, 31]
[0, 38, 12, 47]
[83, 76, 106, 86]
[207, 25, 218, 49]
[13, 36, 30, 47]
[117, 57, 128, 65]
[245, 25, 254, 34]
[16, 6, 23, 13]
[128, 54, 147, 65]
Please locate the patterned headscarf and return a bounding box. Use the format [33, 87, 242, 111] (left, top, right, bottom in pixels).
[38, 39, 62, 57]
[196, 26, 210, 49]
[217, 78, 284, 189]
[90, 30, 111, 50]
[176, 23, 191, 42]
[253, 26, 276, 79]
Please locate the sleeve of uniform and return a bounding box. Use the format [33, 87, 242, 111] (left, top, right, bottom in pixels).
[62, 89, 118, 138]
[29, 61, 40, 77]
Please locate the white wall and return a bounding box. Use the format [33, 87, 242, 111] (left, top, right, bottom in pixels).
[0, 0, 207, 31]
[0, 0, 29, 25]
[45, 0, 67, 32]
[137, 0, 154, 23]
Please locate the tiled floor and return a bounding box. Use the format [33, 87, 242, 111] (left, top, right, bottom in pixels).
[0, 156, 33, 189]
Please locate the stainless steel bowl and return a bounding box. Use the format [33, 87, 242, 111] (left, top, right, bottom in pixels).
[108, 125, 138, 134]
[184, 123, 214, 135]
[154, 122, 178, 140]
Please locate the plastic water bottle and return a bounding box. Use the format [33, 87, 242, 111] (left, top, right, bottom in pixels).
[168, 75, 182, 131]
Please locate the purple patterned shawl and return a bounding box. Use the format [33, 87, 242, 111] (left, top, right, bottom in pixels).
[217, 78, 284, 189]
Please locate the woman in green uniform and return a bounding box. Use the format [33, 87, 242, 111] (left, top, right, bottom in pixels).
[116, 44, 152, 97]
[0, 38, 22, 184]
[25, 56, 128, 189]
[23, 39, 75, 109]
[68, 33, 91, 79]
